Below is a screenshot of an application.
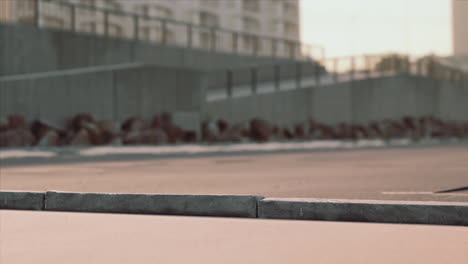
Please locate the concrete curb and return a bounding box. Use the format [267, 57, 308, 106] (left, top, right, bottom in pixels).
[1, 191, 468, 226]
[45, 191, 262, 218]
[258, 198, 468, 226]
[0, 191, 45, 210]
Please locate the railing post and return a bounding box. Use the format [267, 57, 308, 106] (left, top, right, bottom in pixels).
[274, 65, 280, 91]
[133, 15, 139, 40]
[70, 5, 76, 32]
[296, 62, 302, 89]
[314, 63, 321, 86]
[227, 70, 233, 97]
[333, 58, 338, 83]
[232, 32, 238, 54]
[187, 24, 193, 48]
[104, 11, 109, 36]
[365, 55, 370, 79]
[34, 0, 40, 27]
[252, 36, 258, 56]
[161, 19, 167, 45]
[417, 59, 422, 76]
[271, 39, 277, 58]
[210, 28, 216, 52]
[251, 68, 257, 95]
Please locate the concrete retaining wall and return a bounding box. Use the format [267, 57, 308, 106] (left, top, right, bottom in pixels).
[0, 23, 297, 76]
[0, 64, 204, 124]
[2, 191, 467, 226]
[204, 75, 468, 126]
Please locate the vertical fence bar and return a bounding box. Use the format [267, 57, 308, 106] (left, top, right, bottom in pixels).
[296, 62, 302, 89]
[34, 0, 40, 27]
[333, 58, 338, 83]
[274, 65, 280, 91]
[315, 63, 321, 86]
[133, 15, 139, 40]
[70, 5, 76, 32]
[210, 28, 216, 52]
[365, 55, 370, 79]
[232, 32, 238, 54]
[251, 68, 257, 95]
[272, 39, 277, 58]
[253, 36, 258, 56]
[187, 24, 193, 48]
[227, 70, 233, 97]
[104, 10, 109, 36]
[161, 19, 167, 45]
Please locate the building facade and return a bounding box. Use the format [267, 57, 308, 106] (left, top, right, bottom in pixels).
[453, 0, 468, 55]
[0, 0, 302, 57]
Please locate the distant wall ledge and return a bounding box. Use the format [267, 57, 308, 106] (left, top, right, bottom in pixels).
[1, 191, 467, 226]
[258, 198, 468, 226]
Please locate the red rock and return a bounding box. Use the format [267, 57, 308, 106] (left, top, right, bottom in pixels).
[8, 115, 27, 129]
[123, 129, 167, 145]
[0, 129, 34, 147]
[294, 124, 306, 139]
[71, 113, 95, 132]
[282, 128, 294, 140]
[217, 119, 229, 134]
[37, 130, 60, 147]
[69, 129, 92, 146]
[249, 119, 271, 142]
[121, 117, 148, 133]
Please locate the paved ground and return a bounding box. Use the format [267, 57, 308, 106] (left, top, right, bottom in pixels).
[1, 144, 467, 202]
[1, 210, 467, 264]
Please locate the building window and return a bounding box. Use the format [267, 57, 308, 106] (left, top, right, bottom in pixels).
[201, 0, 219, 9]
[43, 16, 65, 29]
[243, 0, 260, 12]
[80, 21, 97, 33]
[103, 0, 121, 10]
[134, 5, 150, 17]
[283, 1, 298, 17]
[199, 11, 219, 27]
[242, 17, 259, 33]
[284, 22, 298, 37]
[80, 0, 95, 7]
[154, 6, 173, 19]
[139, 26, 152, 41]
[108, 23, 123, 37]
[199, 12, 218, 49]
[16, 0, 35, 11]
[78, 0, 97, 16]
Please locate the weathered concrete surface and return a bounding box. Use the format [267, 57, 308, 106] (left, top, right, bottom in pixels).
[258, 198, 468, 226]
[0, 191, 44, 210]
[45, 191, 261, 218]
[2, 210, 468, 264]
[2, 145, 467, 203]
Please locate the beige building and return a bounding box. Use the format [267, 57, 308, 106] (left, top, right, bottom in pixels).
[0, 0, 303, 57]
[453, 0, 468, 55]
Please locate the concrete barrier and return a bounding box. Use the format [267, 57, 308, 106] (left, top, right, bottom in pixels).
[45, 191, 262, 218]
[0, 191, 45, 210]
[258, 198, 468, 226]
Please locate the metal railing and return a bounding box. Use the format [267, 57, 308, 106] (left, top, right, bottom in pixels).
[206, 54, 468, 101]
[3, 0, 325, 61]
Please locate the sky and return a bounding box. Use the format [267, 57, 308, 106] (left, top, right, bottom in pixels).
[300, 0, 453, 58]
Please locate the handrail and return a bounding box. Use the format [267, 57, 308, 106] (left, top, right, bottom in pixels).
[28, 0, 325, 61]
